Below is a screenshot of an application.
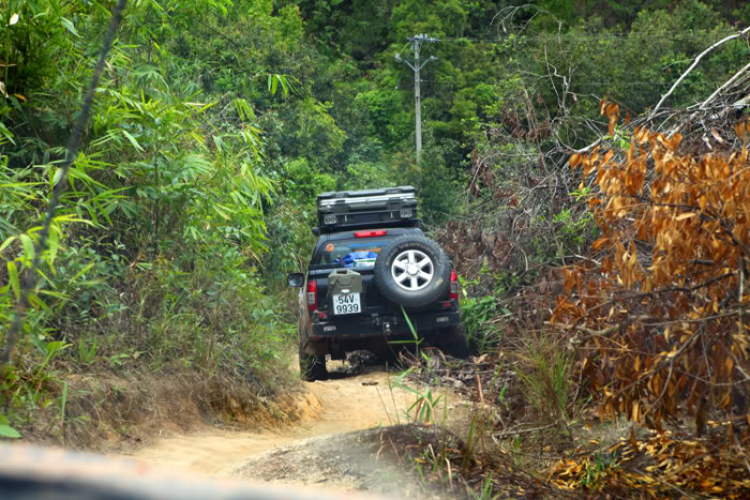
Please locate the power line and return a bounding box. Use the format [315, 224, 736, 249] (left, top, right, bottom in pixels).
[435, 29, 748, 44]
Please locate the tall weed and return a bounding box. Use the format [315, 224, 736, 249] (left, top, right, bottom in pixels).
[516, 333, 575, 422]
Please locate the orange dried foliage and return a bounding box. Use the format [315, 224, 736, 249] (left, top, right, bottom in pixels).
[557, 115, 750, 430]
[550, 428, 750, 496]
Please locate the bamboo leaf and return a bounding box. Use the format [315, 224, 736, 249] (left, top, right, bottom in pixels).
[122, 130, 144, 152]
[37, 290, 70, 301]
[7, 261, 20, 300]
[61, 18, 79, 37]
[70, 262, 96, 283]
[19, 234, 35, 262]
[52, 215, 94, 225]
[213, 135, 224, 153]
[52, 168, 64, 186]
[0, 236, 17, 253]
[0, 424, 21, 439]
[213, 204, 231, 220]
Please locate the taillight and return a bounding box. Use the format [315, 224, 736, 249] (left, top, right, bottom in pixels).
[354, 230, 386, 238]
[449, 270, 459, 302]
[307, 279, 318, 314]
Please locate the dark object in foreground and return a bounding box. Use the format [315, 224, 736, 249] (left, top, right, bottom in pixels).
[0, 443, 375, 500]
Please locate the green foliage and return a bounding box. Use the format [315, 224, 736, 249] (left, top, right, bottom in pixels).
[77, 337, 97, 365]
[395, 371, 445, 424]
[460, 291, 499, 352]
[3, 0, 750, 444]
[388, 306, 426, 360]
[517, 337, 575, 421]
[577, 451, 620, 490]
[551, 209, 597, 257]
[355, 89, 407, 149]
[390, 140, 464, 226]
[282, 98, 346, 172]
[390, 0, 470, 40]
[0, 412, 21, 439]
[0, 0, 305, 431]
[471, 471, 500, 500]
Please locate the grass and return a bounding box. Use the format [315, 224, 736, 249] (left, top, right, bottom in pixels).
[577, 450, 621, 490]
[1, 267, 300, 449]
[8, 357, 303, 452]
[383, 314, 595, 498]
[515, 332, 575, 422]
[383, 308, 442, 426]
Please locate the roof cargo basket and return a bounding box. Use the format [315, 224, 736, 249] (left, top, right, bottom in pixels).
[317, 186, 418, 233]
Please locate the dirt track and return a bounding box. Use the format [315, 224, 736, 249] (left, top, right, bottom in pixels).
[118, 361, 467, 494]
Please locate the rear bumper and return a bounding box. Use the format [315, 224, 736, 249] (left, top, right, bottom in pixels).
[310, 309, 460, 340]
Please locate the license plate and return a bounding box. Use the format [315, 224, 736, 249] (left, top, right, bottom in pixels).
[333, 293, 361, 315]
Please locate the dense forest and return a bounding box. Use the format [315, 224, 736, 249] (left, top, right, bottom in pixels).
[2, 0, 750, 495]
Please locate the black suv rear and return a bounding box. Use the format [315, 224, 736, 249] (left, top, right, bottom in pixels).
[287, 186, 468, 381]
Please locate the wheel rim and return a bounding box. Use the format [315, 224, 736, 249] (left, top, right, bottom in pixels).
[391, 249, 434, 291]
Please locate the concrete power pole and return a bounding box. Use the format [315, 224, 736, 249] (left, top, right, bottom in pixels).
[396, 34, 438, 164]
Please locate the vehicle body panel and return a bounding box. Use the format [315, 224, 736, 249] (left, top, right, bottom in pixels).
[297, 227, 460, 359]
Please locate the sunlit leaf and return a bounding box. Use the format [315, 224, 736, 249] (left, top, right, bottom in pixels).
[0, 424, 21, 439]
[0, 236, 17, 253]
[19, 234, 35, 262]
[675, 213, 696, 221]
[570, 153, 581, 169]
[7, 261, 20, 300]
[122, 130, 144, 152]
[61, 17, 78, 36]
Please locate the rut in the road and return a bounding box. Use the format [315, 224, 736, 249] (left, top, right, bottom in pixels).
[120, 362, 469, 487]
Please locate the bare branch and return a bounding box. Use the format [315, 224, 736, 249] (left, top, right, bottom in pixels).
[649, 26, 750, 120]
[699, 60, 750, 110]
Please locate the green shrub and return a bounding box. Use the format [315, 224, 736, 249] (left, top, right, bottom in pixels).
[516, 335, 575, 422]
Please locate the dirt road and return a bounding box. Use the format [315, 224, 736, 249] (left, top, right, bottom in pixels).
[119, 361, 467, 494]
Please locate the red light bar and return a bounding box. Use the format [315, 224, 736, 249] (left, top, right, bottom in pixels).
[354, 230, 386, 238]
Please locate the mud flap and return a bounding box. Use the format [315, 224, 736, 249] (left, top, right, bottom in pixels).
[299, 319, 323, 355]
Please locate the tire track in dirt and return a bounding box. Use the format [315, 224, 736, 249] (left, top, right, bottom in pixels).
[116, 361, 468, 491]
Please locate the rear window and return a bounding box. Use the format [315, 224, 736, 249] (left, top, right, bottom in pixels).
[313, 238, 390, 268]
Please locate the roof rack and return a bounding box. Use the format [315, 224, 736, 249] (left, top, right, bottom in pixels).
[316, 186, 418, 233]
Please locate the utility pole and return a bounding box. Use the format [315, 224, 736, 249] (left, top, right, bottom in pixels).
[396, 34, 438, 164]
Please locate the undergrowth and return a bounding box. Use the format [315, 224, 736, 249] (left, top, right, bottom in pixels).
[0, 1, 306, 443]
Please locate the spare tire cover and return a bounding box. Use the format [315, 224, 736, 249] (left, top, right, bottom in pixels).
[374, 234, 451, 309]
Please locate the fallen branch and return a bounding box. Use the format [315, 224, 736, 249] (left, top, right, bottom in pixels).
[572, 138, 602, 155]
[492, 422, 557, 438]
[649, 25, 750, 120]
[699, 60, 750, 110]
[664, 62, 750, 136]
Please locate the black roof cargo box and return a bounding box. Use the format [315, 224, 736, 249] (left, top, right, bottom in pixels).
[317, 186, 418, 233]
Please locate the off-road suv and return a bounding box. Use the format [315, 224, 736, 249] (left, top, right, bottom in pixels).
[287, 186, 468, 381]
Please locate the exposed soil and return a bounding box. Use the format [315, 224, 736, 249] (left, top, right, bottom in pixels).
[230, 424, 462, 497]
[116, 360, 470, 495]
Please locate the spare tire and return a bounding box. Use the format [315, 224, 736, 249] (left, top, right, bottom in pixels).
[374, 234, 451, 309]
